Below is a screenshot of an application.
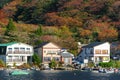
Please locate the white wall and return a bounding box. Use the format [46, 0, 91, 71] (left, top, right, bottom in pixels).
[77, 42, 110, 63]
[5, 42, 33, 66]
[94, 42, 110, 56]
[7, 43, 33, 53]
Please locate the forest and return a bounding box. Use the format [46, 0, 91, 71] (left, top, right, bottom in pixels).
[0, 0, 120, 55]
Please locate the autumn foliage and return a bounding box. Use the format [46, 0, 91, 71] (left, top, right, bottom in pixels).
[0, 0, 120, 55]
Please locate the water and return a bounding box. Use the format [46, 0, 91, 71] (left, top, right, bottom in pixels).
[0, 70, 120, 80]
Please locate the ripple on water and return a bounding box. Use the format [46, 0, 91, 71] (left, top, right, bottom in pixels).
[0, 70, 120, 80]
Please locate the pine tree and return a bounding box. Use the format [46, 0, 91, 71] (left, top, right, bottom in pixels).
[5, 18, 16, 35]
[6, 18, 16, 31]
[35, 24, 43, 36]
[32, 53, 41, 66]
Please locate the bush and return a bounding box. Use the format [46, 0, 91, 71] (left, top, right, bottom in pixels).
[0, 59, 5, 67]
[88, 62, 94, 68]
[99, 62, 112, 68]
[49, 59, 57, 68]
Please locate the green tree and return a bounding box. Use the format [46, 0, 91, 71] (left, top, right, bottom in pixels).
[5, 18, 16, 35]
[58, 26, 72, 38]
[35, 24, 43, 36]
[49, 59, 57, 68]
[0, 59, 5, 67]
[31, 0, 58, 24]
[13, 62, 16, 68]
[32, 53, 41, 66]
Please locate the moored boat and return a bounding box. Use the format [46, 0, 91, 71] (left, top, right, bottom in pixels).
[10, 70, 29, 75]
[99, 68, 114, 73]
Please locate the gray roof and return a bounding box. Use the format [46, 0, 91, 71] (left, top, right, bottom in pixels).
[82, 42, 108, 48]
[60, 51, 73, 58]
[35, 42, 49, 48]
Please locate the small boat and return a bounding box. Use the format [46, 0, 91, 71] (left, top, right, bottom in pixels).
[10, 70, 29, 75]
[99, 68, 114, 73]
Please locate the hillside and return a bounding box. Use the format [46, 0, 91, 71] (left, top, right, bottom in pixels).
[0, 0, 120, 55]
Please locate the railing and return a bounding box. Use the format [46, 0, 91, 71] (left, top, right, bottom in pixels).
[7, 51, 33, 54]
[43, 57, 60, 62]
[6, 59, 26, 62]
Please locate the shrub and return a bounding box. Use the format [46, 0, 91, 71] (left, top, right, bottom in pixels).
[0, 59, 5, 67]
[99, 62, 112, 68]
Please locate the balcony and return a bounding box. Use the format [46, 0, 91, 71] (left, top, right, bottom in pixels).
[43, 57, 60, 63]
[7, 51, 32, 54]
[6, 59, 26, 62]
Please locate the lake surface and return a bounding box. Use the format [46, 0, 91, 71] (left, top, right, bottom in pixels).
[0, 70, 120, 80]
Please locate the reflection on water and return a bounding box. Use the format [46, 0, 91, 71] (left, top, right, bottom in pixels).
[0, 70, 120, 80]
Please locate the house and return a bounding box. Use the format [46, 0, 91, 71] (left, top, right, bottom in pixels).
[77, 42, 87, 53]
[34, 42, 74, 67]
[110, 42, 120, 60]
[34, 42, 61, 66]
[77, 42, 110, 64]
[60, 50, 74, 65]
[0, 42, 33, 66]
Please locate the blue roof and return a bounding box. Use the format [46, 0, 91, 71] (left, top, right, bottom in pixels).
[82, 42, 108, 48]
[0, 42, 17, 46]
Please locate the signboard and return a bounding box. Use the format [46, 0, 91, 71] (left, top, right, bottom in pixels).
[84, 59, 88, 63]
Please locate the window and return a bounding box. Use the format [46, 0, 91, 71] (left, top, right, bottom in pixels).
[102, 50, 108, 54]
[103, 56, 109, 61]
[14, 47, 19, 51]
[95, 49, 101, 54]
[44, 50, 46, 53]
[7, 56, 12, 62]
[13, 56, 19, 62]
[53, 57, 60, 61]
[20, 56, 26, 61]
[20, 47, 25, 51]
[44, 57, 51, 61]
[14, 47, 19, 53]
[47, 50, 56, 54]
[26, 48, 30, 50]
[8, 48, 12, 51]
[26, 48, 30, 54]
[8, 48, 12, 54]
[20, 48, 25, 54]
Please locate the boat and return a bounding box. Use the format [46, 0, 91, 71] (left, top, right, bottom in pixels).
[99, 68, 114, 73]
[9, 70, 29, 75]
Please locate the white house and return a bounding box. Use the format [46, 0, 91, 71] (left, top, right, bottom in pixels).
[0, 42, 33, 66]
[77, 42, 110, 64]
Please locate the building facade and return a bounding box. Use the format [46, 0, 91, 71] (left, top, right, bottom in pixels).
[77, 42, 110, 64]
[34, 42, 73, 67]
[0, 42, 33, 66]
[34, 42, 61, 64]
[60, 50, 74, 65]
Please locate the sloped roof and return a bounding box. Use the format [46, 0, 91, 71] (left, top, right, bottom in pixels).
[82, 42, 108, 48]
[0, 42, 17, 46]
[60, 51, 73, 58]
[35, 42, 49, 48]
[34, 42, 60, 48]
